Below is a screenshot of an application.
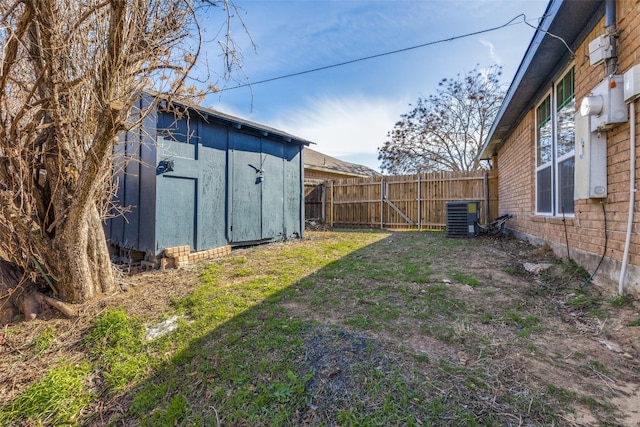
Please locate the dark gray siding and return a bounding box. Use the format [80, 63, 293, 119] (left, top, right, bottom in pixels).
[197, 124, 229, 250]
[107, 97, 157, 253]
[229, 132, 262, 243]
[284, 143, 304, 238]
[154, 137, 198, 251]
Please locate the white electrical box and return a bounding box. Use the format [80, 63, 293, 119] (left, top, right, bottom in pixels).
[574, 112, 607, 199]
[580, 75, 628, 132]
[589, 35, 613, 66]
[624, 64, 640, 102]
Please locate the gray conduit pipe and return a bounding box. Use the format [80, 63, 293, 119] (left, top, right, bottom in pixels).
[619, 101, 636, 295]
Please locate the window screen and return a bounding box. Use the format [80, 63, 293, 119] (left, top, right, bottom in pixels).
[559, 157, 575, 214]
[537, 167, 552, 213]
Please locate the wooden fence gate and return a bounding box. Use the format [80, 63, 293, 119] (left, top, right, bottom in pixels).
[305, 171, 497, 230]
[304, 180, 325, 222]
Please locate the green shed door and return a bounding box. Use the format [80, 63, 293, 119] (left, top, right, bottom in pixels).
[157, 176, 196, 250]
[261, 139, 284, 239]
[230, 134, 263, 243]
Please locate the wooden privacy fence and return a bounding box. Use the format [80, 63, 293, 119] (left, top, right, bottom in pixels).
[304, 180, 325, 222]
[305, 171, 498, 230]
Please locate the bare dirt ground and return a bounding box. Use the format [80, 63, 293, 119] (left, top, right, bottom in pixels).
[1, 230, 639, 426]
[281, 232, 640, 426]
[477, 237, 640, 426]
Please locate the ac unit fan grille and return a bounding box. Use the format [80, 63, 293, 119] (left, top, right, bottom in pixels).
[446, 201, 479, 238]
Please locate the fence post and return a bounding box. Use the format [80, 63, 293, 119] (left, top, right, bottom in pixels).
[380, 179, 384, 229]
[483, 172, 490, 225]
[330, 181, 334, 227]
[417, 175, 421, 231]
[321, 181, 326, 223]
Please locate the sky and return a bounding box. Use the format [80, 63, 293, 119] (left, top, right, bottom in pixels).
[197, 0, 550, 172]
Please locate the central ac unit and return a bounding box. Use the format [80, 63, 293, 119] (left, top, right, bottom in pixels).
[446, 201, 480, 238]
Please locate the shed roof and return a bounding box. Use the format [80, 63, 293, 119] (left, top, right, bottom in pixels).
[304, 148, 381, 177]
[150, 92, 314, 147]
[480, 0, 603, 160]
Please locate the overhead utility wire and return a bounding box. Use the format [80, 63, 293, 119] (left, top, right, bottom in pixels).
[522, 17, 575, 57]
[218, 13, 544, 92]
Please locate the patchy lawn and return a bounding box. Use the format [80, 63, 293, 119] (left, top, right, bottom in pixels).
[1, 230, 639, 426]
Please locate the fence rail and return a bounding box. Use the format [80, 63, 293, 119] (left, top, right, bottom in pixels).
[305, 170, 498, 230]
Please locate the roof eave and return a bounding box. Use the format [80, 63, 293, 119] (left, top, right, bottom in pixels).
[147, 91, 314, 146]
[304, 165, 373, 178]
[480, 0, 604, 160]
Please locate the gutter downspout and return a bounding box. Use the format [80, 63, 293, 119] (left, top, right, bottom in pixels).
[605, 0, 615, 26]
[619, 101, 636, 295]
[606, 0, 634, 296]
[605, 0, 618, 76]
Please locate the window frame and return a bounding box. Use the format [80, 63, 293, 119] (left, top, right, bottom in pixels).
[534, 66, 575, 217]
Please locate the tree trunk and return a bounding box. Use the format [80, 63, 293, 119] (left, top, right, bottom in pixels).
[0, 260, 76, 324]
[50, 205, 115, 303]
[0, 203, 113, 323]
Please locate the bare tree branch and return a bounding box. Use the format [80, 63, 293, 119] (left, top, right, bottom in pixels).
[0, 0, 248, 315]
[379, 65, 505, 175]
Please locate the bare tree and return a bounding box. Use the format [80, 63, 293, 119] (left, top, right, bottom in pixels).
[378, 65, 505, 175]
[0, 0, 241, 322]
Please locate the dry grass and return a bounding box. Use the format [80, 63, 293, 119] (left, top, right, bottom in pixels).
[1, 230, 639, 426]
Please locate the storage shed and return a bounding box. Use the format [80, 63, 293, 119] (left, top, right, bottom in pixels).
[106, 96, 312, 263]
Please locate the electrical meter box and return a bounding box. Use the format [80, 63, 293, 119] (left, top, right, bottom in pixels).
[624, 64, 640, 102]
[580, 75, 628, 132]
[574, 112, 607, 199]
[588, 35, 613, 66]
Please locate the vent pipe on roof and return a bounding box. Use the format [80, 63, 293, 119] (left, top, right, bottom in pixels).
[604, 0, 618, 76]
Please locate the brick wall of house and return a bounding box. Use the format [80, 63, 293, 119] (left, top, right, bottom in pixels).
[495, 110, 536, 234]
[496, 1, 640, 293]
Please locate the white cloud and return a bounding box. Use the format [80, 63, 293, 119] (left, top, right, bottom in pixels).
[205, 94, 405, 172]
[479, 38, 500, 65]
[273, 95, 408, 168]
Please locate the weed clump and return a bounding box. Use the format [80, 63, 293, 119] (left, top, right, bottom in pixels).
[85, 308, 150, 393]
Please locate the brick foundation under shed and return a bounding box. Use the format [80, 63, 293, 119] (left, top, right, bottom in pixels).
[161, 245, 232, 269]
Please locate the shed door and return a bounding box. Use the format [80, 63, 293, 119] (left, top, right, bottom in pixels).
[261, 139, 284, 239]
[230, 134, 263, 243]
[156, 176, 196, 250]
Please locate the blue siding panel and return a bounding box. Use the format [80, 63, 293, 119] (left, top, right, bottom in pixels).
[123, 132, 140, 248]
[261, 139, 284, 240]
[107, 133, 127, 247]
[229, 132, 263, 243]
[156, 176, 196, 250]
[157, 110, 197, 146]
[137, 97, 158, 253]
[197, 125, 228, 250]
[155, 136, 198, 252]
[105, 96, 159, 254]
[284, 144, 304, 238]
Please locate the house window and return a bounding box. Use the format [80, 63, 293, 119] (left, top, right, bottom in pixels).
[536, 67, 574, 216]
